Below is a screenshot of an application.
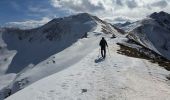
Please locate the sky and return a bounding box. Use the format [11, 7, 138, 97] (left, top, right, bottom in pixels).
[1, 0, 170, 27]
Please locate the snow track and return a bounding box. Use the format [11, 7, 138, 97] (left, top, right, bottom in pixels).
[6, 38, 170, 100]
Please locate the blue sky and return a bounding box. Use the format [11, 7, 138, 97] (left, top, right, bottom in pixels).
[0, 0, 70, 25]
[1, 0, 170, 27]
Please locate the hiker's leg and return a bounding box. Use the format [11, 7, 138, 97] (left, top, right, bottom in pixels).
[104, 48, 106, 58]
[101, 49, 104, 57]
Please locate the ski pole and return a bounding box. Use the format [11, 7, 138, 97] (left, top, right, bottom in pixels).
[107, 46, 111, 58]
[98, 48, 100, 58]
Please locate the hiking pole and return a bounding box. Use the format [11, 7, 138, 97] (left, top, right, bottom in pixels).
[98, 48, 101, 58]
[107, 46, 111, 58]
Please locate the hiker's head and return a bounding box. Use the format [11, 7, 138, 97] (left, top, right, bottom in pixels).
[102, 37, 105, 40]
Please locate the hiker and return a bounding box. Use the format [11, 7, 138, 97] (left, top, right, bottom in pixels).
[99, 37, 108, 58]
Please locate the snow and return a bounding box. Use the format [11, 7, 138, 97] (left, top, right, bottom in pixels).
[0, 74, 16, 90]
[14, 36, 100, 85]
[5, 37, 170, 100]
[1, 12, 170, 100]
[7, 21, 115, 94]
[0, 31, 17, 100]
[0, 13, 121, 99]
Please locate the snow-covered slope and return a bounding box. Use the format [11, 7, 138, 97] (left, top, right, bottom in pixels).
[127, 11, 170, 60]
[0, 13, 120, 99]
[5, 38, 170, 100]
[3, 13, 98, 74]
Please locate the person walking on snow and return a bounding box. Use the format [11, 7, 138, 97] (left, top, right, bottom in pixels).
[99, 37, 108, 58]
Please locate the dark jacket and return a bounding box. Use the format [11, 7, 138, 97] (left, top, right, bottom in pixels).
[99, 39, 108, 49]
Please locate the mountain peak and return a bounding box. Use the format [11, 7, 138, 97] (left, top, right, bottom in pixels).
[149, 11, 170, 19]
[46, 13, 94, 26]
[69, 13, 95, 22]
[74, 12, 92, 17]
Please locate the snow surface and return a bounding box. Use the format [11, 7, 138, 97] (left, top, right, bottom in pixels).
[6, 37, 170, 100]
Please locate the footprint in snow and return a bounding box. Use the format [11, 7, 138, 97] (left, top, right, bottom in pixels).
[69, 74, 74, 76]
[77, 73, 82, 76]
[98, 97, 106, 100]
[81, 89, 87, 93]
[49, 90, 55, 93]
[61, 83, 69, 90]
[99, 89, 103, 91]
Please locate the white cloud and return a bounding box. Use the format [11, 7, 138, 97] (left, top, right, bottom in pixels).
[28, 6, 50, 13]
[151, 0, 168, 8]
[5, 17, 51, 29]
[50, 0, 170, 22]
[51, 0, 105, 12]
[126, 0, 138, 9]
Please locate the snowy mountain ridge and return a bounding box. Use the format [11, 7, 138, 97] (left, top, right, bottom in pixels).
[0, 13, 119, 99]
[5, 35, 170, 100]
[1, 12, 170, 100]
[119, 11, 170, 60]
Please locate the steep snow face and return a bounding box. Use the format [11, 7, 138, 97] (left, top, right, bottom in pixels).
[2, 13, 98, 74]
[0, 29, 17, 100]
[127, 11, 170, 60]
[0, 28, 16, 78]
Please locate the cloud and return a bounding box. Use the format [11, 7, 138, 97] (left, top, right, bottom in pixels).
[3, 0, 170, 25]
[51, 0, 105, 12]
[50, 0, 170, 22]
[126, 0, 138, 9]
[115, 0, 123, 6]
[28, 6, 50, 13]
[105, 16, 133, 24]
[5, 17, 51, 29]
[151, 0, 168, 8]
